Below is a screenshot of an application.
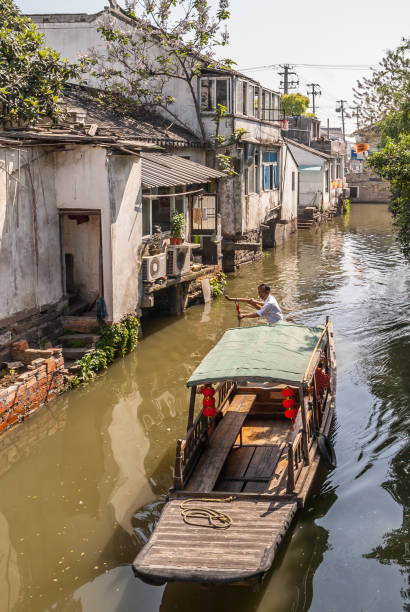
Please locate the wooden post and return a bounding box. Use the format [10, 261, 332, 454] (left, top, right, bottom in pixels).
[174, 439, 184, 490]
[312, 375, 320, 430]
[187, 386, 196, 431]
[286, 443, 295, 493]
[299, 387, 310, 465]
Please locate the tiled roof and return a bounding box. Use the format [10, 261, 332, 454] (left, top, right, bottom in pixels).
[63, 86, 201, 148]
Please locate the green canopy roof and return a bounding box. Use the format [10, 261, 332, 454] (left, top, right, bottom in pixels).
[187, 321, 325, 387]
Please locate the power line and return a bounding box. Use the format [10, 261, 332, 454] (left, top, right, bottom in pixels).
[239, 63, 373, 72]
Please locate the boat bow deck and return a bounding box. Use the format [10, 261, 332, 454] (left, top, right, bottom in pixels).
[133, 496, 297, 584]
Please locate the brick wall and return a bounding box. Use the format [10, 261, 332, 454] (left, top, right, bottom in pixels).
[0, 341, 66, 436]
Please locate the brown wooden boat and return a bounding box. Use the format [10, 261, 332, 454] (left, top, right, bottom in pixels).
[133, 319, 336, 586]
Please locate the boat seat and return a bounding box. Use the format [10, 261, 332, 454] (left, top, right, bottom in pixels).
[186, 393, 257, 493]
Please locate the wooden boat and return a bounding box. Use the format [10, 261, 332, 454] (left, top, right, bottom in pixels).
[133, 319, 336, 586]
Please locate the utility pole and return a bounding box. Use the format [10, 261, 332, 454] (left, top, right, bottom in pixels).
[336, 100, 347, 142]
[279, 64, 299, 94]
[350, 105, 360, 131]
[307, 83, 321, 115]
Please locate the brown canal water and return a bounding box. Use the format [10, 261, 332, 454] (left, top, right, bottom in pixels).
[0, 204, 409, 612]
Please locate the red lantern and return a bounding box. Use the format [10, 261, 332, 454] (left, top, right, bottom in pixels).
[283, 398, 296, 409]
[202, 385, 217, 417]
[281, 387, 295, 398]
[284, 407, 298, 430]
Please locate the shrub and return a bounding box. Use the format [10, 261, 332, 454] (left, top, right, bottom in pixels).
[210, 272, 227, 298]
[73, 315, 139, 384]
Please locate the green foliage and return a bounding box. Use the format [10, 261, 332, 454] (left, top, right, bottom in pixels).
[343, 199, 350, 213]
[216, 153, 236, 175]
[73, 315, 140, 384]
[0, 0, 85, 125]
[124, 315, 139, 352]
[210, 272, 227, 297]
[76, 349, 108, 382]
[97, 322, 129, 359]
[170, 210, 185, 238]
[354, 37, 409, 135]
[368, 134, 410, 260]
[91, 0, 233, 144]
[280, 93, 310, 116]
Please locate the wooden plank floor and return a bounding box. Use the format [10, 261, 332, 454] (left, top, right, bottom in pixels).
[186, 394, 256, 493]
[133, 498, 297, 583]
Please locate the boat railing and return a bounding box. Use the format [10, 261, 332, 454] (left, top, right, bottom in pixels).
[174, 381, 236, 489]
[286, 408, 314, 493]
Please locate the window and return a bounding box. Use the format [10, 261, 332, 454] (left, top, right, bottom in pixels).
[261, 90, 266, 120]
[254, 87, 259, 118]
[244, 146, 260, 195]
[236, 79, 243, 114]
[200, 77, 230, 112]
[325, 169, 329, 192]
[247, 85, 254, 117]
[271, 94, 280, 121]
[242, 81, 247, 114]
[142, 187, 186, 236]
[262, 151, 278, 190]
[292, 171, 296, 192]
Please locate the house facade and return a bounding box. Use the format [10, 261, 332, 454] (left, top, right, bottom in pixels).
[0, 113, 225, 360]
[30, 10, 299, 272]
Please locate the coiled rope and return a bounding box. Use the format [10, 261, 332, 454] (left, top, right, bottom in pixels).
[180, 497, 234, 529]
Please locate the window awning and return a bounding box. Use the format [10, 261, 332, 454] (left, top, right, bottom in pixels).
[141, 152, 226, 188]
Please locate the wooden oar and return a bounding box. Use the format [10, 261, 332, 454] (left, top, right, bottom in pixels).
[235, 301, 241, 327]
[225, 295, 252, 304]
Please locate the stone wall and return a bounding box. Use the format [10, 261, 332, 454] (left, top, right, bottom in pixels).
[0, 301, 64, 363]
[347, 169, 390, 203]
[0, 341, 66, 436]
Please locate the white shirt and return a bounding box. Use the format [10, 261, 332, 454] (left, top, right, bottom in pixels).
[257, 294, 283, 325]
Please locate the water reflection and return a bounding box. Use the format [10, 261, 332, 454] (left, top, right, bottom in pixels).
[0, 204, 408, 611]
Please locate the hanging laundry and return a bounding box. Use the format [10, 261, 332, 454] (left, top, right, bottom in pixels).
[202, 208, 208, 221]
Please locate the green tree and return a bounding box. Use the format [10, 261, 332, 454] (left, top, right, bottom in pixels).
[90, 0, 232, 145]
[353, 37, 409, 137]
[368, 134, 410, 260]
[280, 93, 310, 116]
[0, 0, 85, 126]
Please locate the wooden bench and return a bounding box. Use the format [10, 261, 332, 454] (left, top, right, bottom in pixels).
[186, 394, 257, 493]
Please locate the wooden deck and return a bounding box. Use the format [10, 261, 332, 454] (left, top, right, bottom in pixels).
[133, 497, 297, 584]
[186, 394, 257, 493]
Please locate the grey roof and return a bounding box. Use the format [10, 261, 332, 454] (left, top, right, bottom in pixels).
[141, 153, 226, 188]
[63, 86, 201, 148]
[286, 140, 329, 168]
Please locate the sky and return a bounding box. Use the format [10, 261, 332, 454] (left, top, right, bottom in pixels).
[16, 0, 410, 134]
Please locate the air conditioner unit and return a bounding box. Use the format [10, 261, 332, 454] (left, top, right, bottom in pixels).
[142, 253, 167, 282]
[167, 245, 191, 277]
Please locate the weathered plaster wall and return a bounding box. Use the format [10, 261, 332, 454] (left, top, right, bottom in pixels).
[0, 148, 62, 320]
[0, 148, 64, 356]
[346, 169, 390, 203]
[281, 149, 298, 222]
[53, 146, 114, 319]
[108, 154, 142, 321]
[299, 169, 325, 208]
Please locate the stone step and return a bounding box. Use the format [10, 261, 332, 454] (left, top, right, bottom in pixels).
[68, 299, 91, 316]
[61, 316, 98, 334]
[58, 334, 99, 347]
[62, 347, 93, 361]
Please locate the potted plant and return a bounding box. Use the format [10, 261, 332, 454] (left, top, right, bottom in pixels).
[170, 210, 185, 245]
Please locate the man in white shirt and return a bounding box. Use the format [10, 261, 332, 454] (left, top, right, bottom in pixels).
[238, 284, 283, 325]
